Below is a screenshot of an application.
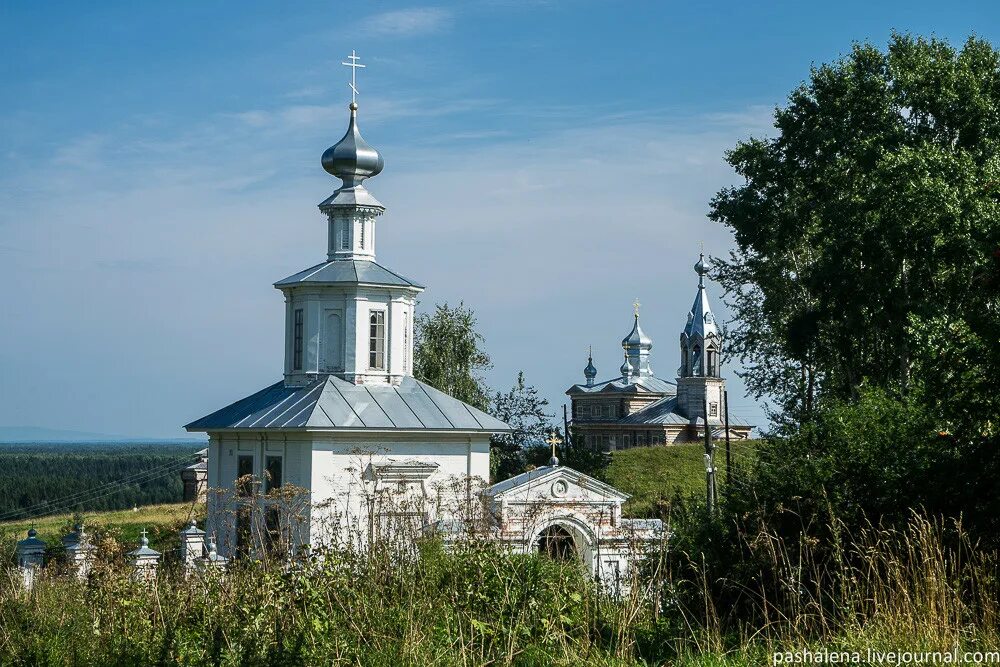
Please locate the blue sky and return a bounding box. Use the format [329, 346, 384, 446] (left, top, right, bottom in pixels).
[0, 1, 995, 438]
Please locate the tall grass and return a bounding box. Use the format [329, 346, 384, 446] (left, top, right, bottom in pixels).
[0, 508, 995, 666]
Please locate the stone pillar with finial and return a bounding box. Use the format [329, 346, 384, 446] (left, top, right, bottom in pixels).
[179, 518, 206, 574]
[61, 523, 96, 581]
[199, 534, 228, 573]
[127, 529, 162, 583]
[16, 527, 46, 591]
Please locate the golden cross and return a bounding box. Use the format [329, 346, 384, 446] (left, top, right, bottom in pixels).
[546, 431, 561, 461]
[633, 298, 641, 317]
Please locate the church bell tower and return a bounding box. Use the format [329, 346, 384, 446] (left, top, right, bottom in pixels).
[676, 253, 726, 428]
[274, 93, 423, 387]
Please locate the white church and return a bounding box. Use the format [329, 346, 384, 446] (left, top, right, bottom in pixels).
[185, 62, 661, 585]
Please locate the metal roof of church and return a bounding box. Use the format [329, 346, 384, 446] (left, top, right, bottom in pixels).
[617, 396, 754, 427]
[185, 375, 509, 433]
[566, 375, 676, 396]
[274, 259, 424, 289]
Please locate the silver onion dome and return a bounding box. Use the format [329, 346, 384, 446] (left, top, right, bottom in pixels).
[322, 102, 384, 187]
[620, 352, 633, 378]
[621, 314, 653, 350]
[584, 348, 597, 382]
[694, 252, 707, 285]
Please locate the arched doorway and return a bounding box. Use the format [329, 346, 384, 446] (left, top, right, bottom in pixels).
[537, 524, 577, 560]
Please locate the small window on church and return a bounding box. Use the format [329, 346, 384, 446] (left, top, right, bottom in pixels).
[369, 311, 385, 370]
[237, 455, 254, 497]
[293, 309, 303, 371]
[264, 455, 282, 493]
[340, 220, 350, 250]
[709, 402, 719, 417]
[360, 220, 366, 249]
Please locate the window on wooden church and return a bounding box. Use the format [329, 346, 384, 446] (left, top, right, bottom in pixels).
[360, 220, 366, 249]
[709, 402, 719, 417]
[340, 220, 350, 250]
[293, 309, 303, 371]
[369, 310, 386, 369]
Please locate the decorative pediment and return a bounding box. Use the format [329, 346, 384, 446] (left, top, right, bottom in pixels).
[485, 466, 630, 505]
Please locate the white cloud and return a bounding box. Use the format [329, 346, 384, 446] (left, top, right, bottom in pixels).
[359, 8, 454, 37]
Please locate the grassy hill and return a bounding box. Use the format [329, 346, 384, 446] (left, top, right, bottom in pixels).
[0, 502, 199, 556]
[606, 441, 758, 516]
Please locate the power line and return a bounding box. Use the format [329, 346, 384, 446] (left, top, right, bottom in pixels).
[0, 452, 201, 522]
[2, 462, 199, 524]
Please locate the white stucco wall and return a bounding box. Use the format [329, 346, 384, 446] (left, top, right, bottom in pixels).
[206, 430, 490, 557]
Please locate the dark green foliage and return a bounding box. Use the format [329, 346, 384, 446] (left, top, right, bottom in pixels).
[707, 32, 1000, 547]
[710, 33, 1000, 428]
[727, 390, 937, 533]
[0, 444, 195, 520]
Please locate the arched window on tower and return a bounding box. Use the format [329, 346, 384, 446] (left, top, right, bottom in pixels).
[680, 342, 689, 376]
[692, 344, 702, 376]
[706, 347, 717, 377]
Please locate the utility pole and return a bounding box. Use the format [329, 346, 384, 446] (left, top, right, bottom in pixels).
[703, 395, 716, 512]
[563, 404, 572, 448]
[724, 389, 732, 489]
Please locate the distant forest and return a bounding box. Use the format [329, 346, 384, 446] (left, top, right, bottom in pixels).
[0, 443, 202, 521]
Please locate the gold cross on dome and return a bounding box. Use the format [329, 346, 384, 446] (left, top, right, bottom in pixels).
[633, 299, 641, 317]
[341, 49, 366, 103]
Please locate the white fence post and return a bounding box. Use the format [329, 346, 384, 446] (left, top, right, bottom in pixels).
[61, 524, 96, 581]
[127, 529, 161, 583]
[16, 528, 46, 591]
[199, 534, 228, 573]
[179, 519, 205, 575]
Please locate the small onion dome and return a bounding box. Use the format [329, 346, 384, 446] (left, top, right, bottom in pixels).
[322, 102, 384, 186]
[694, 252, 707, 284]
[621, 314, 652, 350]
[620, 353, 633, 378]
[584, 355, 597, 382]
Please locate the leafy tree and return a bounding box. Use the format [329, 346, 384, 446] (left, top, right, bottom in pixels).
[709, 34, 1000, 430]
[490, 372, 552, 481]
[413, 302, 492, 412]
